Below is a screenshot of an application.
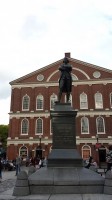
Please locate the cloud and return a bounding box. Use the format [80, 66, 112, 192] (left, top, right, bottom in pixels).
[0, 0, 112, 124]
[0, 97, 10, 125]
[21, 15, 47, 39]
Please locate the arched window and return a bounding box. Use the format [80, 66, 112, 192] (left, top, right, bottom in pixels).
[36, 95, 44, 110]
[50, 94, 57, 109]
[35, 118, 43, 135]
[95, 92, 103, 109]
[80, 93, 88, 109]
[22, 95, 30, 110]
[19, 146, 28, 159]
[110, 93, 112, 108]
[82, 145, 91, 160]
[96, 116, 105, 134]
[81, 117, 89, 134]
[72, 74, 78, 81]
[21, 119, 29, 134]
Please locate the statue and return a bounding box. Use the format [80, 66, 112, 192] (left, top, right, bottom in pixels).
[58, 57, 72, 102]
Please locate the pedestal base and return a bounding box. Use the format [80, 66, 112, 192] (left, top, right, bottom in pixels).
[48, 149, 83, 167]
[28, 167, 105, 194]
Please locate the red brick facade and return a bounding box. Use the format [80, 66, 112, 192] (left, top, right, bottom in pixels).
[7, 53, 112, 163]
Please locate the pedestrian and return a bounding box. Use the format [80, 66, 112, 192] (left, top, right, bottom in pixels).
[106, 145, 112, 173]
[85, 155, 93, 169]
[38, 158, 42, 168]
[30, 156, 36, 167]
[0, 157, 3, 182]
[25, 156, 29, 167]
[15, 154, 21, 176]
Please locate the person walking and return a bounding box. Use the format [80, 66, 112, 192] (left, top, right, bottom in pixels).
[0, 157, 3, 182]
[15, 154, 21, 176]
[106, 145, 112, 173]
[85, 155, 93, 169]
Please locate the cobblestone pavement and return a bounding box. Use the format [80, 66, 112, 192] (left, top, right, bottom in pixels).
[0, 179, 16, 193]
[0, 167, 111, 200]
[0, 167, 106, 194]
[0, 166, 28, 193]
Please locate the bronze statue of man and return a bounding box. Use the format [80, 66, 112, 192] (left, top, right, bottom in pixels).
[58, 57, 72, 102]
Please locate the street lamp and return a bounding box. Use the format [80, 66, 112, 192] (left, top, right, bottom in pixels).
[39, 134, 42, 148]
[95, 134, 101, 152]
[37, 134, 42, 159]
[96, 134, 99, 143]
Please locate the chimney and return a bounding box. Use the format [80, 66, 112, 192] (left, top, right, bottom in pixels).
[65, 52, 71, 58]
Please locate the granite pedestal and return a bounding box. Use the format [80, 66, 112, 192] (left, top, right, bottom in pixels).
[28, 103, 105, 194]
[29, 166, 104, 194]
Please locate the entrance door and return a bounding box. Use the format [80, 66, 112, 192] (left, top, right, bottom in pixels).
[36, 148, 42, 159]
[82, 145, 91, 160]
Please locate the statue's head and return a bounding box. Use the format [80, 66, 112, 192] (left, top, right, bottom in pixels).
[63, 57, 69, 64]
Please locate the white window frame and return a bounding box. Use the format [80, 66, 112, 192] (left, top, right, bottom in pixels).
[19, 145, 28, 158]
[50, 94, 57, 110]
[35, 118, 43, 135]
[95, 92, 103, 109]
[22, 95, 30, 111]
[96, 116, 105, 134]
[82, 145, 91, 160]
[81, 117, 89, 134]
[21, 118, 29, 135]
[80, 92, 88, 109]
[36, 95, 44, 110]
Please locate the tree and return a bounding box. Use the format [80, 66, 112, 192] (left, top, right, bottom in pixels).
[0, 125, 8, 153]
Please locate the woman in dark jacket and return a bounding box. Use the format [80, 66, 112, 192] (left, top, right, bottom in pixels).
[0, 157, 3, 182]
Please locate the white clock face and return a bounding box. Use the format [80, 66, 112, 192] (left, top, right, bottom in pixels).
[93, 71, 101, 78]
[37, 74, 44, 81]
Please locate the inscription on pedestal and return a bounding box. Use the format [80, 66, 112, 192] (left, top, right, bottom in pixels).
[48, 104, 81, 167]
[53, 123, 75, 149]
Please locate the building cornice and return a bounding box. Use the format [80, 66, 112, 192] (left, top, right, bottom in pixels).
[9, 110, 112, 119]
[7, 137, 112, 145]
[11, 78, 112, 89]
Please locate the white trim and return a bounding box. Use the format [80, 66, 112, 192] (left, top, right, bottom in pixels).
[22, 94, 30, 111]
[81, 117, 89, 134]
[96, 116, 105, 134]
[35, 118, 43, 134]
[72, 67, 90, 79]
[36, 94, 44, 110]
[47, 70, 58, 82]
[9, 110, 112, 119]
[42, 68, 90, 82]
[80, 92, 88, 109]
[11, 79, 112, 89]
[21, 118, 29, 135]
[7, 138, 112, 146]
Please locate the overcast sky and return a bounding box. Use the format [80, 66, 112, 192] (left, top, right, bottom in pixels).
[0, 0, 112, 125]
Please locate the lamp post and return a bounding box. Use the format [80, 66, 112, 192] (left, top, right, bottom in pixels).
[95, 134, 101, 150]
[96, 134, 99, 143]
[37, 134, 42, 159]
[39, 134, 42, 148]
[95, 134, 101, 165]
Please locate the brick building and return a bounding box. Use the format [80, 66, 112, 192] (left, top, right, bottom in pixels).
[7, 53, 112, 162]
